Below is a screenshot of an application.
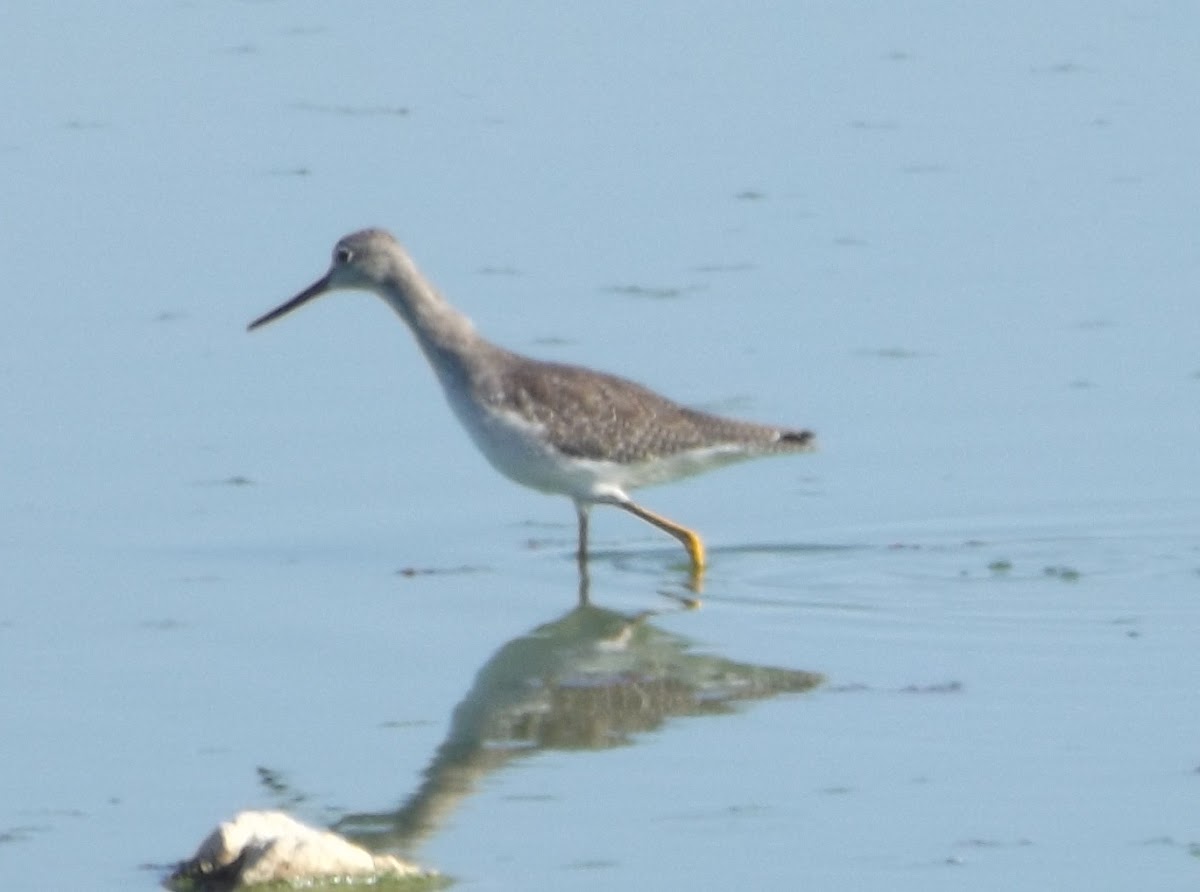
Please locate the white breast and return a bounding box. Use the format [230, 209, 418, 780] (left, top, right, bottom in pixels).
[438, 378, 601, 499]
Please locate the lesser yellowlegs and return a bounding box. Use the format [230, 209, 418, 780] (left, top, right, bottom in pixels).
[249, 229, 815, 576]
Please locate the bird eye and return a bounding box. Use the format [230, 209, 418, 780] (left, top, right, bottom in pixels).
[334, 246, 354, 264]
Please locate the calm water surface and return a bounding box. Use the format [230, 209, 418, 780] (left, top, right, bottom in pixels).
[3, 3, 1198, 890]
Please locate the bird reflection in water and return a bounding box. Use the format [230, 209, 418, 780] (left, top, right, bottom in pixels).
[335, 582, 822, 854]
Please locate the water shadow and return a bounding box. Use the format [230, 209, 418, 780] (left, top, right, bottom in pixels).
[334, 579, 822, 854]
[586, 540, 861, 598]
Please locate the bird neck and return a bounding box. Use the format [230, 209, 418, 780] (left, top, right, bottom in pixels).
[377, 256, 490, 379]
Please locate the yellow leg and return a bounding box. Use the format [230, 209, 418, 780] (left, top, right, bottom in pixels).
[616, 500, 707, 573]
[573, 504, 596, 600]
[575, 503, 591, 567]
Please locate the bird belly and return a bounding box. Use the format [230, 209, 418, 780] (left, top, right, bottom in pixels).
[441, 384, 757, 501]
[440, 390, 598, 498]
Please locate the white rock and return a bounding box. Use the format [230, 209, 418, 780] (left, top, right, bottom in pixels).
[179, 809, 432, 887]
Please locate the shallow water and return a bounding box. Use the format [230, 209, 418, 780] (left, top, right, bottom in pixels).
[3, 3, 1199, 890]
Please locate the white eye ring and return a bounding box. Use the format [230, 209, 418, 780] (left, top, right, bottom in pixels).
[335, 246, 354, 264]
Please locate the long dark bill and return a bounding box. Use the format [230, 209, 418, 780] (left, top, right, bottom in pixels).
[247, 273, 333, 332]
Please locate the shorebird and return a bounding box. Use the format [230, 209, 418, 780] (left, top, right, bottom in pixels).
[248, 229, 815, 577]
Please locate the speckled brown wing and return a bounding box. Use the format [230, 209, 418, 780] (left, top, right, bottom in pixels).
[495, 356, 814, 464]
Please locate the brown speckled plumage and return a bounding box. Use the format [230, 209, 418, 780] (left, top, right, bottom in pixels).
[491, 352, 813, 464]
